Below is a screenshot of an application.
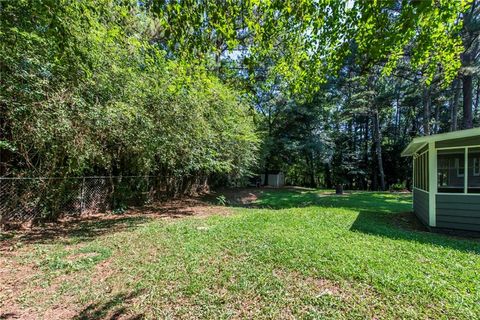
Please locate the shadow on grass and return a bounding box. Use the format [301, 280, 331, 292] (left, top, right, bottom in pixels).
[350, 210, 480, 254]
[0, 216, 151, 250]
[0, 199, 207, 249]
[209, 187, 412, 212]
[260, 191, 411, 212]
[215, 187, 480, 251]
[73, 290, 144, 320]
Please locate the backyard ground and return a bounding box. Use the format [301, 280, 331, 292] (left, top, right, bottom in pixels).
[1, 188, 479, 319]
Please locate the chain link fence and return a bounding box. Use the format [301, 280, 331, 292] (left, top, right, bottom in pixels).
[0, 176, 167, 225]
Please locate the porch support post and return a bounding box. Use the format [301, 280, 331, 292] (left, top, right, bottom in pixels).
[428, 142, 437, 227]
[412, 154, 415, 210]
[465, 147, 469, 194]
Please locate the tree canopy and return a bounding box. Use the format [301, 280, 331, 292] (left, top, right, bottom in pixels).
[149, 0, 468, 90]
[1, 0, 257, 187]
[1, 0, 478, 196]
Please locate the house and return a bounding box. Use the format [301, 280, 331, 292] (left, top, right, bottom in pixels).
[401, 128, 480, 232]
[260, 171, 285, 188]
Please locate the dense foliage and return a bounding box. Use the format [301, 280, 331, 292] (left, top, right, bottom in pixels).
[142, 0, 477, 190]
[1, 0, 479, 215]
[0, 1, 257, 186]
[244, 1, 479, 190]
[149, 0, 466, 90]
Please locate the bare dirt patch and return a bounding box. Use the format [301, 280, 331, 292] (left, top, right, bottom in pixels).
[0, 254, 39, 319]
[391, 211, 429, 232]
[203, 187, 262, 206]
[0, 196, 232, 251]
[273, 269, 344, 299]
[0, 195, 233, 319]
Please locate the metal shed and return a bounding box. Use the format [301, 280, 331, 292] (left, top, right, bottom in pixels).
[401, 128, 480, 232]
[260, 171, 285, 188]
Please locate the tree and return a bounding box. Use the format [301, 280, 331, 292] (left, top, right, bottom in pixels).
[148, 0, 468, 93]
[460, 0, 480, 129]
[1, 0, 258, 221]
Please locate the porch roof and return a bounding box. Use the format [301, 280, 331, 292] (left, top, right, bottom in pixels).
[401, 128, 480, 157]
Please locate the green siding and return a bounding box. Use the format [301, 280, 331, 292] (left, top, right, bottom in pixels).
[413, 188, 429, 226]
[436, 195, 480, 232]
[435, 136, 480, 148]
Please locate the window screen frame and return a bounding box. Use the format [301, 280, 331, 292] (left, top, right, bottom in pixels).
[436, 145, 480, 195]
[413, 150, 429, 192]
[468, 147, 480, 194]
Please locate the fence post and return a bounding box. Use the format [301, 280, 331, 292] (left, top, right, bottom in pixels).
[80, 177, 86, 214]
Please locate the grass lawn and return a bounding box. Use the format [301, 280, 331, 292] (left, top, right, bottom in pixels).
[1, 189, 480, 319]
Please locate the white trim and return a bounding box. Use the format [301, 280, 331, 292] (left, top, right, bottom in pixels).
[412, 155, 415, 209]
[413, 128, 480, 144]
[428, 142, 436, 227]
[417, 149, 429, 157]
[465, 148, 469, 194]
[436, 144, 480, 151]
[416, 144, 429, 156]
[402, 128, 480, 156]
[402, 142, 428, 157]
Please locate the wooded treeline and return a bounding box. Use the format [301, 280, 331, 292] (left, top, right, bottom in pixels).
[264, 1, 480, 191]
[266, 64, 480, 191]
[1, 1, 258, 197]
[1, 0, 478, 208]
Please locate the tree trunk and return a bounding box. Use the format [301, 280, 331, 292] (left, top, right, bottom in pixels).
[460, 1, 478, 129]
[264, 107, 273, 186]
[263, 163, 269, 186]
[434, 103, 440, 134]
[422, 85, 431, 135]
[475, 80, 480, 125]
[305, 151, 316, 188]
[463, 73, 473, 129]
[451, 79, 460, 131]
[410, 103, 418, 137]
[335, 184, 343, 195]
[373, 111, 386, 191]
[364, 117, 370, 190]
[395, 94, 401, 140]
[309, 155, 316, 188]
[324, 163, 333, 189]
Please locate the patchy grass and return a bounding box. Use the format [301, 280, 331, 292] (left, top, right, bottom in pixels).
[1, 189, 480, 319]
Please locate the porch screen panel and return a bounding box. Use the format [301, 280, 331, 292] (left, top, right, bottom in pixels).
[437, 149, 465, 193]
[414, 151, 429, 192]
[468, 147, 480, 193]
